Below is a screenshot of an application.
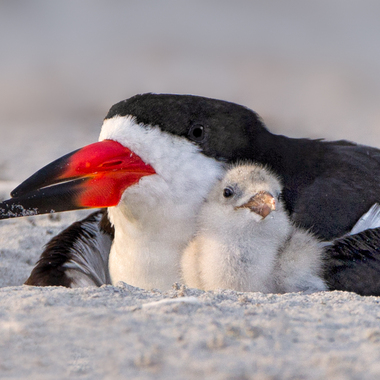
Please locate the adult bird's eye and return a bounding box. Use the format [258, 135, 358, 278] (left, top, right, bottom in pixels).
[188, 124, 205, 142]
[223, 187, 234, 198]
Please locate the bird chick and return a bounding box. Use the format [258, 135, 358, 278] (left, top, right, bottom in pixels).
[181, 163, 327, 293]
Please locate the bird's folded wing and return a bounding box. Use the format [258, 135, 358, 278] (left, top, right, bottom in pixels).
[24, 209, 113, 287]
[324, 227, 380, 296]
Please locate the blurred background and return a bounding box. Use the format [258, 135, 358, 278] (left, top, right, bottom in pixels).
[1, 0, 380, 181]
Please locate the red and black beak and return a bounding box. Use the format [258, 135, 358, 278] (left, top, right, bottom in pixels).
[0, 140, 156, 219]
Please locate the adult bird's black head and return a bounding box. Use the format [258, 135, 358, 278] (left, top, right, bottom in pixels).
[105, 93, 268, 163]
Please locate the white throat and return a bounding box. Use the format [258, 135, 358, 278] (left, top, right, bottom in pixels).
[99, 116, 224, 289]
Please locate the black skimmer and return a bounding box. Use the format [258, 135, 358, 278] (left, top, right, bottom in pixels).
[181, 163, 327, 293]
[0, 93, 380, 293]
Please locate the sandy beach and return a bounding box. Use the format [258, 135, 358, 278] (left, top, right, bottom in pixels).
[1, 2, 380, 379]
[1, 283, 380, 379]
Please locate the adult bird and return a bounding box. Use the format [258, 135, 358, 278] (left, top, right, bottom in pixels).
[1, 93, 380, 291]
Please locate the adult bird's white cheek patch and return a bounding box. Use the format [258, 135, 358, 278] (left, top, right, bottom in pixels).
[100, 116, 224, 204]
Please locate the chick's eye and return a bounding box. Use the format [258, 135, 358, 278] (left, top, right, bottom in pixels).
[223, 187, 234, 198]
[188, 124, 205, 142]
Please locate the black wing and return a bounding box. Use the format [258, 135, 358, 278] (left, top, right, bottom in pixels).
[324, 227, 380, 296]
[286, 141, 380, 240]
[24, 209, 114, 287]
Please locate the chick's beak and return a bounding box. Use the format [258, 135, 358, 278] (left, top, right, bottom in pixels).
[236, 191, 276, 218]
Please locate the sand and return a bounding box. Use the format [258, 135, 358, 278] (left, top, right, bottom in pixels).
[1, 283, 380, 379]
